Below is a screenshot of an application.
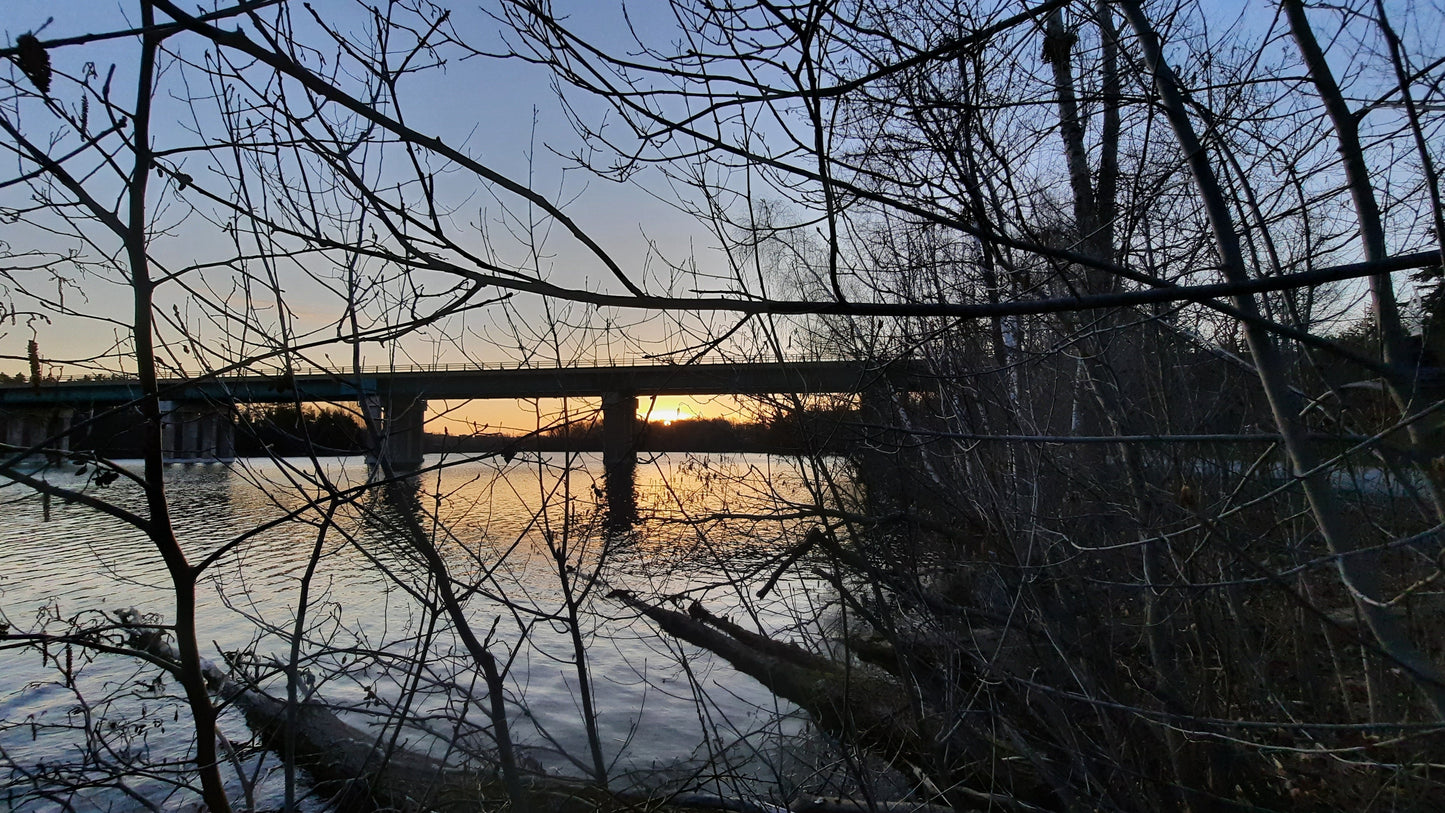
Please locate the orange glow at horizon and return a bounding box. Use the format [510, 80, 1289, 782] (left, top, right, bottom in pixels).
[642, 406, 696, 426]
[426, 395, 751, 435]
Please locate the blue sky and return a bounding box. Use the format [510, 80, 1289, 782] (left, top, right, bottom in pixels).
[2, 1, 744, 428]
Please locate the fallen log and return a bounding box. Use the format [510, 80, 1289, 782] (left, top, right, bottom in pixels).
[118, 604, 1055, 811]
[114, 608, 810, 812]
[609, 592, 1068, 812]
[608, 592, 972, 776]
[117, 608, 495, 810]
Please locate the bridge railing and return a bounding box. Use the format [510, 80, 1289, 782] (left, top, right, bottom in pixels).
[20, 352, 858, 384]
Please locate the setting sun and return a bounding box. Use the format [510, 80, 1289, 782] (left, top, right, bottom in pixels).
[643, 406, 695, 426]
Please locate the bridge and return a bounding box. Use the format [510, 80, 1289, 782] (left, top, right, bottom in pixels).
[0, 358, 923, 474]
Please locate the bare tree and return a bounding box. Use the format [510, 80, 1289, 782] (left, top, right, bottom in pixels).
[3, 0, 1445, 810]
[498, 0, 1445, 807]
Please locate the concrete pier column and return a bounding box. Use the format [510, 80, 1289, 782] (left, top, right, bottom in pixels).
[46, 408, 74, 453]
[601, 391, 639, 525]
[159, 402, 233, 463]
[387, 398, 427, 472]
[361, 394, 385, 468]
[199, 410, 221, 462]
[3, 411, 40, 452]
[362, 394, 427, 473]
[202, 410, 215, 462]
[22, 412, 43, 449]
[43, 408, 74, 462]
[3, 411, 26, 449]
[182, 409, 202, 463]
[601, 391, 639, 478]
[214, 410, 236, 463]
[159, 401, 180, 462]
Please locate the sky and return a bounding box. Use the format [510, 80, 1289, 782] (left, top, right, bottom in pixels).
[6, 1, 1439, 433]
[2, 1, 756, 431]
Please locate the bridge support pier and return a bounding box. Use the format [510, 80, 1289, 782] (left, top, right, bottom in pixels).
[601, 391, 638, 522]
[1, 407, 74, 460]
[363, 395, 427, 473]
[159, 402, 235, 463]
[602, 391, 638, 478]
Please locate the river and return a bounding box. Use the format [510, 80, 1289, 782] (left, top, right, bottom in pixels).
[0, 452, 837, 810]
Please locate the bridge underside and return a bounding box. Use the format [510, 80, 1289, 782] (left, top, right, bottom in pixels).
[0, 406, 75, 461]
[160, 402, 236, 463]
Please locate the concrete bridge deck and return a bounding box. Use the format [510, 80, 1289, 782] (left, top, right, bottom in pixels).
[0, 358, 925, 472]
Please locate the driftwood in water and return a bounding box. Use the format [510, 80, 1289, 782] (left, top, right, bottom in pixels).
[115, 609, 819, 812]
[119, 604, 1047, 811]
[117, 609, 496, 810]
[608, 592, 979, 775]
[609, 594, 1061, 811]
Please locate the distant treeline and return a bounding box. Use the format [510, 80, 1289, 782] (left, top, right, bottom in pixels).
[231, 404, 371, 457]
[66, 403, 865, 458]
[431, 406, 864, 456]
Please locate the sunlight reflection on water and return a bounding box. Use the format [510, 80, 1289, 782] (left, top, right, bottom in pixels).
[0, 452, 838, 809]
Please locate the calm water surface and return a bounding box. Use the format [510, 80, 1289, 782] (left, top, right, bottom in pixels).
[0, 452, 838, 810]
